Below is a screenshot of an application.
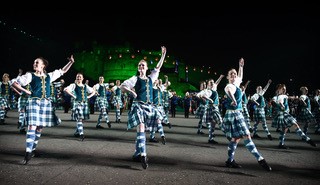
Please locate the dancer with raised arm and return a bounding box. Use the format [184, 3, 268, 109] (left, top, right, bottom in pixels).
[271, 84, 317, 149]
[222, 58, 272, 171]
[120, 46, 166, 169]
[11, 55, 75, 165]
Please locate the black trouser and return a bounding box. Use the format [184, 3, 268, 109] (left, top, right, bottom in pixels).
[63, 102, 71, 113]
[171, 104, 176, 117]
[184, 107, 189, 118]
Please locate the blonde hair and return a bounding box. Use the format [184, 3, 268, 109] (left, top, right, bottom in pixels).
[3, 73, 9, 78]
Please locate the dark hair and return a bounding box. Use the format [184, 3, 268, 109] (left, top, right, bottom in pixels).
[38, 57, 49, 69]
[275, 84, 286, 95]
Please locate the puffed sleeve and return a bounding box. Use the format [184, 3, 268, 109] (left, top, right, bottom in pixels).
[64, 83, 76, 92]
[121, 76, 138, 89]
[149, 68, 160, 83]
[86, 85, 94, 94]
[16, 72, 32, 86]
[48, 69, 64, 82]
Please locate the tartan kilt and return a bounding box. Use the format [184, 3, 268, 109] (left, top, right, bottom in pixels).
[202, 104, 222, 125]
[164, 102, 170, 109]
[195, 104, 205, 118]
[18, 96, 29, 111]
[112, 96, 123, 108]
[163, 104, 170, 115]
[312, 108, 320, 123]
[0, 98, 5, 118]
[272, 111, 296, 129]
[127, 102, 162, 130]
[49, 96, 57, 103]
[0, 97, 6, 108]
[96, 97, 109, 110]
[158, 105, 169, 124]
[222, 110, 250, 139]
[71, 101, 90, 121]
[1, 96, 9, 109]
[0, 109, 4, 119]
[297, 108, 315, 123]
[155, 105, 166, 121]
[242, 103, 251, 124]
[25, 98, 61, 127]
[253, 107, 266, 122]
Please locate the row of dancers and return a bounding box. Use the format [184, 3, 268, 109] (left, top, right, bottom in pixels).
[1, 47, 317, 171]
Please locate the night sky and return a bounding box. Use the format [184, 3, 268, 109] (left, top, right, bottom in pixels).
[1, 5, 319, 95]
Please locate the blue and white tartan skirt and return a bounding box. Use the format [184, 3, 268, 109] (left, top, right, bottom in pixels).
[127, 101, 162, 131]
[26, 98, 61, 127]
[222, 110, 250, 139]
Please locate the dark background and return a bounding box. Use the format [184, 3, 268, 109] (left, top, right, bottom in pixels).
[1, 4, 319, 95]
